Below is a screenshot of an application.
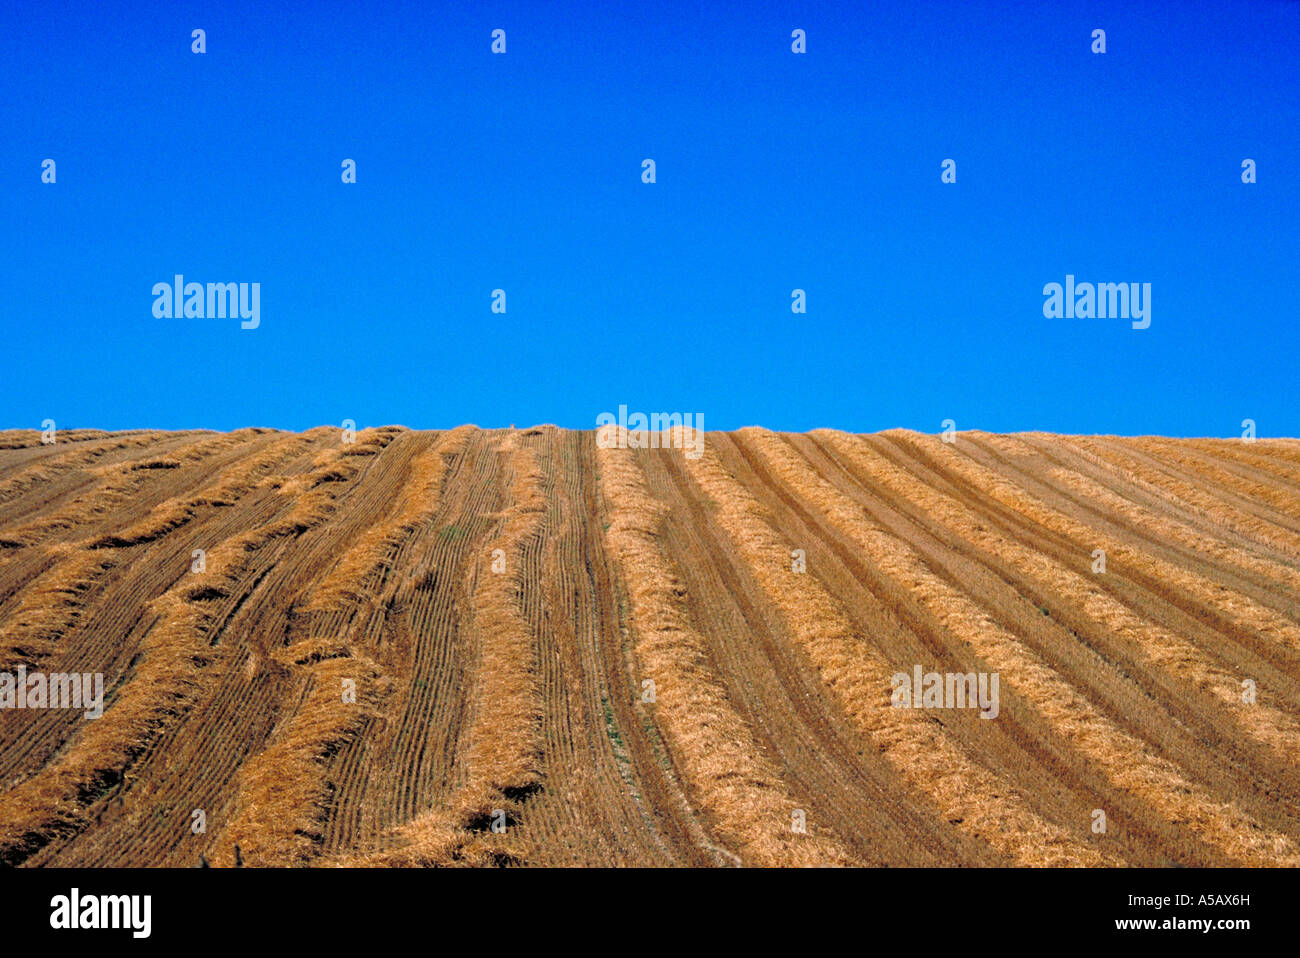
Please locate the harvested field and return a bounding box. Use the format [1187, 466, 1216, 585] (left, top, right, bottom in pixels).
[0, 425, 1298, 867]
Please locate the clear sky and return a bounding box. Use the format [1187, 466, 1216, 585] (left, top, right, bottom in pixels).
[3, 0, 1297, 436]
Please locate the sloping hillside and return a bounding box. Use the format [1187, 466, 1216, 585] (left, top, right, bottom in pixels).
[1, 425, 1298, 867]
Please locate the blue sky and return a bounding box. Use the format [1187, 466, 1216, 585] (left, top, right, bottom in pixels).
[2, 0, 1297, 436]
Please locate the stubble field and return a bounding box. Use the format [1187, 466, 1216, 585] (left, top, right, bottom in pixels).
[1, 425, 1298, 867]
